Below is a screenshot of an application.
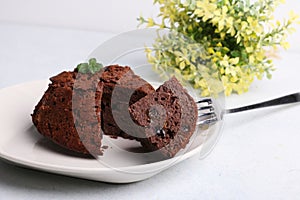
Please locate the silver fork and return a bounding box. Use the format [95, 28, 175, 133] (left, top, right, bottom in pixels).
[197, 92, 300, 126]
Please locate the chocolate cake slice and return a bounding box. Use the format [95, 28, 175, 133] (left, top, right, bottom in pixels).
[32, 70, 103, 155]
[100, 65, 155, 139]
[129, 77, 198, 158]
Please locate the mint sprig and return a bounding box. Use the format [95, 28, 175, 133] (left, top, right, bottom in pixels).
[77, 58, 103, 74]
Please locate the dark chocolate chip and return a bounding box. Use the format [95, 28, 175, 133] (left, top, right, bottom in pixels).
[155, 127, 166, 138]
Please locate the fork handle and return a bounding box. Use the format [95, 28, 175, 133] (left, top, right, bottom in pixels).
[225, 92, 300, 114]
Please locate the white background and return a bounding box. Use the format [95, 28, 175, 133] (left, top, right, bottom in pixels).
[0, 0, 299, 33]
[0, 0, 160, 33]
[1, 1, 300, 200]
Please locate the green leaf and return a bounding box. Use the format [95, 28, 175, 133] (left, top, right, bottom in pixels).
[89, 58, 97, 66]
[231, 50, 240, 57]
[76, 58, 103, 74]
[266, 71, 272, 79]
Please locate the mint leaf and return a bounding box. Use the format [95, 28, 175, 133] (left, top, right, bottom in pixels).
[76, 58, 103, 74]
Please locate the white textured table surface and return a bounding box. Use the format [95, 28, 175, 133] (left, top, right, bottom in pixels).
[1, 22, 300, 200]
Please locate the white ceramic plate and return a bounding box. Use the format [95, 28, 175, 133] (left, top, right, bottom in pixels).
[0, 79, 223, 183]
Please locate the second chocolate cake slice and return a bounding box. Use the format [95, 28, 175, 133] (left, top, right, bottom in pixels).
[100, 65, 155, 139]
[129, 77, 198, 158]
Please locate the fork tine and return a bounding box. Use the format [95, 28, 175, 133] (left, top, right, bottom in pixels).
[198, 111, 215, 118]
[198, 105, 214, 112]
[197, 98, 212, 105]
[197, 113, 218, 125]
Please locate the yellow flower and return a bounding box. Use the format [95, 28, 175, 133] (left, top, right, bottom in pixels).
[241, 21, 248, 31]
[207, 47, 215, 54]
[245, 46, 254, 53]
[247, 16, 253, 24]
[280, 41, 290, 49]
[146, 18, 155, 27]
[249, 55, 255, 64]
[220, 32, 226, 39]
[215, 51, 222, 57]
[194, 9, 204, 18]
[289, 10, 300, 23]
[255, 50, 265, 61]
[179, 61, 186, 70]
[195, 0, 217, 21]
[201, 89, 211, 97]
[219, 55, 230, 67]
[225, 66, 237, 76]
[230, 76, 238, 83]
[229, 57, 239, 65]
[216, 42, 222, 47]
